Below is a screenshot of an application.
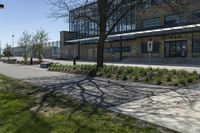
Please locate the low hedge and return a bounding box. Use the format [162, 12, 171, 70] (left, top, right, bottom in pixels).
[49, 64, 199, 86]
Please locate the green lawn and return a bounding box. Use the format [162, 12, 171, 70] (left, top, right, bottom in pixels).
[0, 75, 176, 133]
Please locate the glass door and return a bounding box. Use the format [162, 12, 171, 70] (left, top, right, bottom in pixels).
[164, 40, 187, 57]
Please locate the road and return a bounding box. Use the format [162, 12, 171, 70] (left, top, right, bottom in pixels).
[1, 62, 200, 133]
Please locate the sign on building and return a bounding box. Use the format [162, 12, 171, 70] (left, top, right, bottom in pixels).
[147, 41, 153, 52]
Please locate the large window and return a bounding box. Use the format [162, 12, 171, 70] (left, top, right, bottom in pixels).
[142, 17, 160, 29]
[194, 10, 200, 19]
[193, 39, 200, 52]
[104, 47, 131, 53]
[142, 41, 160, 53]
[165, 15, 185, 26]
[164, 41, 187, 57]
[69, 1, 136, 39]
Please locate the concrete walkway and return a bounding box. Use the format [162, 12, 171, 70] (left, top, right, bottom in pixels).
[8, 56, 200, 74]
[0, 62, 200, 133]
[110, 87, 200, 133]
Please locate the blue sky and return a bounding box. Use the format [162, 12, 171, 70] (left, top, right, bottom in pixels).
[0, 0, 68, 49]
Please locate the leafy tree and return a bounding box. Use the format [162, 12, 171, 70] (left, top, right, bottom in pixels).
[3, 44, 12, 59]
[32, 29, 48, 62]
[18, 31, 32, 63]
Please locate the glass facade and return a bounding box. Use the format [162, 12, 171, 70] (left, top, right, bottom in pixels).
[69, 1, 136, 39]
[69, 0, 198, 40]
[165, 15, 186, 26]
[142, 17, 160, 29]
[68, 0, 200, 58]
[194, 10, 200, 18]
[69, 2, 99, 39]
[164, 41, 187, 57]
[104, 46, 131, 53]
[192, 39, 200, 52]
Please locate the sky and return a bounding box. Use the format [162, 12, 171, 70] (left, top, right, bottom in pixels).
[0, 0, 69, 49]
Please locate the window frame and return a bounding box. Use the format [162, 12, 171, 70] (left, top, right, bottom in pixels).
[142, 17, 161, 29]
[192, 39, 200, 53]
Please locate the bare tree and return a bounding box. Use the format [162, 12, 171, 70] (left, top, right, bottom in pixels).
[46, 0, 194, 68]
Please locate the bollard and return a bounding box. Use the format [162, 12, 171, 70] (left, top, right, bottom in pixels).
[30, 57, 33, 65]
[73, 58, 76, 66]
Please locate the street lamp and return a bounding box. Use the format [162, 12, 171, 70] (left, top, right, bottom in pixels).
[12, 35, 15, 47]
[0, 4, 4, 9]
[11, 35, 15, 56]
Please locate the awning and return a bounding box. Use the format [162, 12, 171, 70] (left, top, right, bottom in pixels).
[66, 24, 200, 43]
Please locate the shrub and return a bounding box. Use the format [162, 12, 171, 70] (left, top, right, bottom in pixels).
[178, 78, 186, 86]
[145, 77, 150, 82]
[117, 67, 124, 75]
[88, 68, 96, 76]
[122, 75, 127, 81]
[166, 74, 172, 82]
[125, 67, 133, 75]
[155, 78, 162, 85]
[48, 64, 199, 87]
[186, 76, 197, 83]
[178, 70, 188, 78]
[132, 75, 139, 82]
[171, 69, 177, 75]
[173, 81, 179, 86]
[193, 71, 198, 75]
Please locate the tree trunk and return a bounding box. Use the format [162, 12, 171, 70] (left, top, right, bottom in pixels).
[97, 0, 108, 68]
[120, 36, 123, 61]
[97, 38, 105, 68]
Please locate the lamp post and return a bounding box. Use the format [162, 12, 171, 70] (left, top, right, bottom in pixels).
[0, 4, 4, 56]
[0, 41, 1, 56]
[11, 35, 15, 56]
[12, 35, 15, 47]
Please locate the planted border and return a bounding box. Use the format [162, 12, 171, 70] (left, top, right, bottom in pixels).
[49, 64, 199, 86]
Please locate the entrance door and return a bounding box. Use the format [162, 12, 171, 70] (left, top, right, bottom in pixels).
[164, 40, 187, 57]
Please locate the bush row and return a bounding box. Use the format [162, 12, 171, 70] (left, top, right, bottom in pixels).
[49, 64, 199, 86]
[2, 59, 41, 65]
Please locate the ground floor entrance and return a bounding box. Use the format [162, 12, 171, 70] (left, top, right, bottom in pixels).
[164, 40, 187, 57]
[61, 31, 200, 64]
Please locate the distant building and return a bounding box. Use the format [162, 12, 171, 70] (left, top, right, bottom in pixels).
[60, 0, 200, 64]
[11, 41, 60, 59]
[11, 46, 24, 57]
[43, 41, 60, 59]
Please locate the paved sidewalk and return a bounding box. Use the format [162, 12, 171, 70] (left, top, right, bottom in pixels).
[1, 62, 200, 132]
[0, 62, 173, 107]
[110, 86, 200, 133]
[8, 56, 200, 74]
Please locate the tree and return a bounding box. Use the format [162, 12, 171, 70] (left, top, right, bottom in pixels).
[18, 31, 32, 63]
[32, 29, 48, 62]
[3, 44, 12, 59]
[46, 0, 194, 68]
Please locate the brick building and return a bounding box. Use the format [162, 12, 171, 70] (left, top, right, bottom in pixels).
[60, 0, 200, 64]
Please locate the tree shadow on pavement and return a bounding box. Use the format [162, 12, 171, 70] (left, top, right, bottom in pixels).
[22, 74, 177, 115]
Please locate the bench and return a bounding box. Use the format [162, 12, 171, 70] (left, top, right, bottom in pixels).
[40, 62, 53, 68]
